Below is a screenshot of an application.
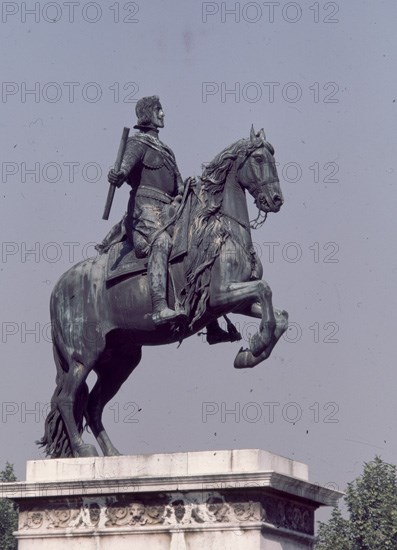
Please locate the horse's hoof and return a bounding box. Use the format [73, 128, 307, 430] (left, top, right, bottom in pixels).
[234, 349, 254, 369]
[75, 444, 99, 457]
[234, 348, 267, 369]
[107, 449, 122, 457]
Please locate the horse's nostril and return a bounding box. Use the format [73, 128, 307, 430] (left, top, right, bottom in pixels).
[273, 194, 283, 206]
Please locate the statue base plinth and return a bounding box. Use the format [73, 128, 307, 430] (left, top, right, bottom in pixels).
[2, 449, 342, 549]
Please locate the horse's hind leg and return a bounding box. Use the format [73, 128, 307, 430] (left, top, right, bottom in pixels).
[54, 360, 99, 457]
[86, 345, 142, 456]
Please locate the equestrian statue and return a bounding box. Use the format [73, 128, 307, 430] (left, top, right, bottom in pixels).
[39, 96, 288, 458]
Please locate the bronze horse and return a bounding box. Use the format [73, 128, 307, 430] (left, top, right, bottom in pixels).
[39, 126, 288, 458]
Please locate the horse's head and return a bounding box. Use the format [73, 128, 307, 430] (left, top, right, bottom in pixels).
[237, 125, 284, 213]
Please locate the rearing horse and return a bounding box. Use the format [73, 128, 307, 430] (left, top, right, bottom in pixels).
[39, 126, 288, 458]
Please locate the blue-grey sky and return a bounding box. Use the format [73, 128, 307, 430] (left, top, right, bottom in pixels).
[1, 0, 396, 522]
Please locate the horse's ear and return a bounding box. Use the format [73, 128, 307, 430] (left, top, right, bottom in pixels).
[250, 124, 256, 143]
[259, 128, 266, 141]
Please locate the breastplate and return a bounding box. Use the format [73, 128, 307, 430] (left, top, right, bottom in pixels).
[139, 147, 177, 196]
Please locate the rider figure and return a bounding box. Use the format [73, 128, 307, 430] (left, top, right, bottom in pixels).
[105, 96, 241, 343]
[107, 96, 185, 326]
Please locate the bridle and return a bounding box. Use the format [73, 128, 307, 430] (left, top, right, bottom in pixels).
[236, 146, 278, 230]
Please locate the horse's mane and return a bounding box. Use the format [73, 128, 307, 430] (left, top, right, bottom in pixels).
[201, 137, 252, 194]
[198, 135, 269, 215]
[181, 136, 260, 328]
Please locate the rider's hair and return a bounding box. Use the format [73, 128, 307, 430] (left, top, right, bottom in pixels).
[135, 96, 161, 126]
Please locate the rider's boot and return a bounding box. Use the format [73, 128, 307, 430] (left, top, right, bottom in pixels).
[206, 317, 242, 345]
[148, 237, 186, 326]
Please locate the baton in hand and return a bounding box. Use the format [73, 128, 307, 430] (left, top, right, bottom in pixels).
[102, 126, 130, 220]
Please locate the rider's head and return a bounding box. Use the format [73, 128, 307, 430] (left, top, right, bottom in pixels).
[135, 96, 164, 129]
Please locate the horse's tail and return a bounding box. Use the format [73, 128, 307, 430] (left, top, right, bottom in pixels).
[36, 336, 88, 458]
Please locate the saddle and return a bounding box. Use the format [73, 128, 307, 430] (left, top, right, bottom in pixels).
[105, 186, 193, 283]
[106, 240, 147, 282]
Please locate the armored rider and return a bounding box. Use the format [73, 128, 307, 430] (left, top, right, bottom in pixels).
[105, 96, 241, 344]
[107, 95, 185, 326]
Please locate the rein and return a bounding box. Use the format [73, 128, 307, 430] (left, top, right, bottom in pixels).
[147, 176, 194, 247]
[250, 210, 267, 230]
[216, 161, 264, 272]
[220, 211, 250, 230]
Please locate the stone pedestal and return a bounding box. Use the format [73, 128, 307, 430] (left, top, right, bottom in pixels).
[2, 449, 342, 549]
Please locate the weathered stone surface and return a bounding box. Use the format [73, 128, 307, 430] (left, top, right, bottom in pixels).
[26, 449, 308, 482]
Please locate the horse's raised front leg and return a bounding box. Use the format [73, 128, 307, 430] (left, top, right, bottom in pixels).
[209, 241, 288, 367]
[210, 272, 278, 364]
[233, 307, 288, 368]
[212, 280, 276, 344]
[235, 302, 289, 363]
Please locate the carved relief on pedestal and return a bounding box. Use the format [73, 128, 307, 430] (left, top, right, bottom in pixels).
[261, 496, 314, 535]
[102, 492, 249, 528]
[170, 499, 186, 523]
[105, 500, 155, 527]
[18, 491, 314, 535]
[87, 502, 101, 527]
[231, 500, 256, 522]
[20, 510, 44, 530]
[145, 504, 166, 525]
[19, 499, 98, 531]
[46, 504, 81, 528]
[205, 495, 230, 522]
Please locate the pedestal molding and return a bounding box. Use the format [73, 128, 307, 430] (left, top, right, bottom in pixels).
[1, 471, 339, 506]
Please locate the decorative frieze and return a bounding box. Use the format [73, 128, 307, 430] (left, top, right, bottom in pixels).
[18, 491, 314, 535]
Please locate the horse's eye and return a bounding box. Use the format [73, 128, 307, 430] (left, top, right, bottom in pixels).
[253, 155, 264, 163]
